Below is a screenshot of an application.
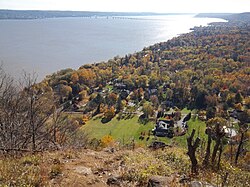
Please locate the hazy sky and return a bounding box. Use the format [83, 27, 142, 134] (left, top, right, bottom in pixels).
[0, 0, 249, 13]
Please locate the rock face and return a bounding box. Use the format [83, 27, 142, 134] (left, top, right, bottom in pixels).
[190, 181, 203, 187]
[74, 166, 92, 176]
[106, 176, 121, 186]
[190, 181, 216, 187]
[147, 175, 175, 187]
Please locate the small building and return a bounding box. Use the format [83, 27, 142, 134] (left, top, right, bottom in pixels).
[152, 119, 174, 138]
[114, 83, 127, 90]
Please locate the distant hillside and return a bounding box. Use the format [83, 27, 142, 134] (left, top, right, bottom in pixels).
[195, 13, 234, 19]
[0, 9, 191, 19]
[226, 12, 250, 22]
[196, 12, 250, 23]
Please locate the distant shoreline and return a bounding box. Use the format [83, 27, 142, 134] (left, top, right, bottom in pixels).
[0, 9, 194, 20]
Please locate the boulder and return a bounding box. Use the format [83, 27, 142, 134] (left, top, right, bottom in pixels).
[106, 176, 121, 186]
[190, 181, 216, 187]
[190, 181, 203, 187]
[74, 166, 92, 176]
[147, 175, 175, 187]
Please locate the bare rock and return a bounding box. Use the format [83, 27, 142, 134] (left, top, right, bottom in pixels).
[179, 174, 190, 184]
[148, 175, 176, 187]
[103, 147, 115, 153]
[190, 181, 203, 187]
[190, 181, 216, 187]
[107, 176, 121, 186]
[74, 166, 92, 175]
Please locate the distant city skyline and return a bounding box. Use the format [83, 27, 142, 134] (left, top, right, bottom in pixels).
[0, 0, 249, 13]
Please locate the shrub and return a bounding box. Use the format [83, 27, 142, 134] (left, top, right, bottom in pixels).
[101, 135, 114, 147]
[0, 156, 42, 186]
[49, 164, 63, 179]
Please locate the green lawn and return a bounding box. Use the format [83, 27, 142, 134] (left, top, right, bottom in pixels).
[81, 113, 207, 147]
[181, 107, 192, 114]
[171, 118, 207, 147]
[81, 115, 154, 144]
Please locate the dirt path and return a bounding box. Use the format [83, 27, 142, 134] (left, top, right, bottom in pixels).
[47, 149, 127, 187]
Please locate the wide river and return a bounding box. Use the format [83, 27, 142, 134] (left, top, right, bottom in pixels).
[0, 15, 225, 80]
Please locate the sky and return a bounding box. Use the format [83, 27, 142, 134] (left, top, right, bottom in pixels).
[0, 0, 249, 13]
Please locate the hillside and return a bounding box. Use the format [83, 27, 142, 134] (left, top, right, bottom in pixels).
[0, 12, 250, 187]
[1, 147, 249, 186]
[45, 12, 250, 122]
[196, 12, 250, 22]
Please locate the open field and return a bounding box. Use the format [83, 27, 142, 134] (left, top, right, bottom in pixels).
[81, 112, 207, 147]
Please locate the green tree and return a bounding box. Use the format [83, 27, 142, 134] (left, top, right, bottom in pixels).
[235, 92, 243, 104]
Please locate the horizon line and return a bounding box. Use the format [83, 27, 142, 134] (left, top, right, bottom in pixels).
[0, 9, 238, 15]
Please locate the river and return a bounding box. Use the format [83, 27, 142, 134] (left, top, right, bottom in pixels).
[0, 15, 225, 80]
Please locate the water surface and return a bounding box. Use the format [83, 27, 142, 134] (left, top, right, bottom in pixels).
[0, 15, 225, 80]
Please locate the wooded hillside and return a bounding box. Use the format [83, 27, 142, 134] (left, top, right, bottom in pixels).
[45, 13, 250, 123]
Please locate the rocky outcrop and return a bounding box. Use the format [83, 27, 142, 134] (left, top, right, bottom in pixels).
[147, 175, 176, 187]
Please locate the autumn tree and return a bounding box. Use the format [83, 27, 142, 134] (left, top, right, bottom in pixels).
[101, 135, 114, 147]
[71, 83, 81, 96]
[235, 92, 243, 104]
[78, 68, 96, 87]
[116, 95, 123, 114]
[245, 97, 250, 109]
[142, 102, 154, 119]
[59, 84, 72, 97]
[106, 92, 118, 106]
[102, 106, 115, 123]
[150, 95, 159, 108]
[71, 72, 79, 84]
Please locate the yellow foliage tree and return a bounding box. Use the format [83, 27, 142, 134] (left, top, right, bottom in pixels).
[104, 106, 115, 120]
[71, 72, 79, 84]
[79, 90, 88, 100]
[101, 135, 114, 147]
[82, 114, 89, 125]
[60, 85, 72, 97]
[235, 103, 243, 111]
[78, 69, 96, 86]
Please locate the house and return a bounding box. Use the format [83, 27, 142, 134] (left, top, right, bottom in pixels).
[161, 101, 174, 108]
[148, 88, 158, 95]
[229, 109, 250, 123]
[152, 119, 174, 138]
[114, 83, 126, 90]
[223, 126, 237, 138]
[153, 113, 191, 138]
[120, 89, 130, 99]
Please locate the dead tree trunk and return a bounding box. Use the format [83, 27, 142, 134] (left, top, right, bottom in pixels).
[187, 129, 200, 174]
[211, 137, 221, 165]
[235, 132, 244, 165]
[30, 95, 36, 152]
[203, 128, 212, 167]
[217, 143, 223, 170]
[221, 172, 229, 187]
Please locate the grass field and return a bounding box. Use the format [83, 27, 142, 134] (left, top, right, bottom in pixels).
[81, 115, 154, 144]
[81, 111, 207, 147]
[171, 118, 207, 147]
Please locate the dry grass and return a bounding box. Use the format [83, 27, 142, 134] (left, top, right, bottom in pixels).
[0, 146, 249, 187]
